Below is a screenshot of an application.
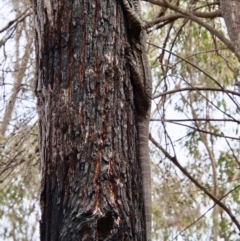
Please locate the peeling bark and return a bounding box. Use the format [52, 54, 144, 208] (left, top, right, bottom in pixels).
[33, 0, 147, 240]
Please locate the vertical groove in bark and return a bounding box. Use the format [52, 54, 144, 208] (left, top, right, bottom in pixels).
[220, 1, 240, 61]
[34, 0, 146, 240]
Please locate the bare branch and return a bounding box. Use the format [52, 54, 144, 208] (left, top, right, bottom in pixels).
[145, 0, 234, 53]
[146, 10, 221, 28]
[151, 118, 240, 123]
[149, 133, 240, 232]
[150, 45, 240, 114]
[0, 7, 31, 33]
[153, 120, 239, 141]
[153, 87, 240, 99]
[171, 184, 240, 240]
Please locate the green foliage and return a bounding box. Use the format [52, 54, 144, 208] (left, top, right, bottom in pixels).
[0, 125, 40, 241]
[149, 1, 240, 240]
[0, 175, 39, 241]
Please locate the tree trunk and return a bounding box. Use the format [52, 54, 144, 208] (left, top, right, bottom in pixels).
[220, 1, 240, 61]
[33, 0, 148, 240]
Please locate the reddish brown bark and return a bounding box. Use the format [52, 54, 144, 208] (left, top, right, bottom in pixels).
[33, 0, 146, 240]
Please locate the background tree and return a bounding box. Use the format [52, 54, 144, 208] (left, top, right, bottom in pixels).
[0, 0, 39, 240]
[2, 0, 240, 240]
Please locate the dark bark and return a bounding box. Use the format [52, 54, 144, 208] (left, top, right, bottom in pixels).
[33, 0, 147, 240]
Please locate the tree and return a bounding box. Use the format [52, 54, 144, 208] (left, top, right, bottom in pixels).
[3, 0, 240, 240]
[0, 1, 39, 240]
[33, 0, 151, 240]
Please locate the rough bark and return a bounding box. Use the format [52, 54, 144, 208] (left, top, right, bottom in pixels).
[33, 0, 147, 240]
[121, 1, 152, 240]
[220, 1, 240, 61]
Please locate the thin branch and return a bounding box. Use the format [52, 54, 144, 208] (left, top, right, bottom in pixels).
[146, 13, 184, 28]
[162, 178, 240, 195]
[149, 133, 240, 232]
[150, 45, 240, 119]
[225, 137, 240, 168]
[153, 87, 240, 99]
[151, 118, 240, 123]
[0, 7, 31, 33]
[171, 184, 240, 240]
[146, 10, 221, 28]
[145, 0, 234, 53]
[153, 120, 239, 141]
